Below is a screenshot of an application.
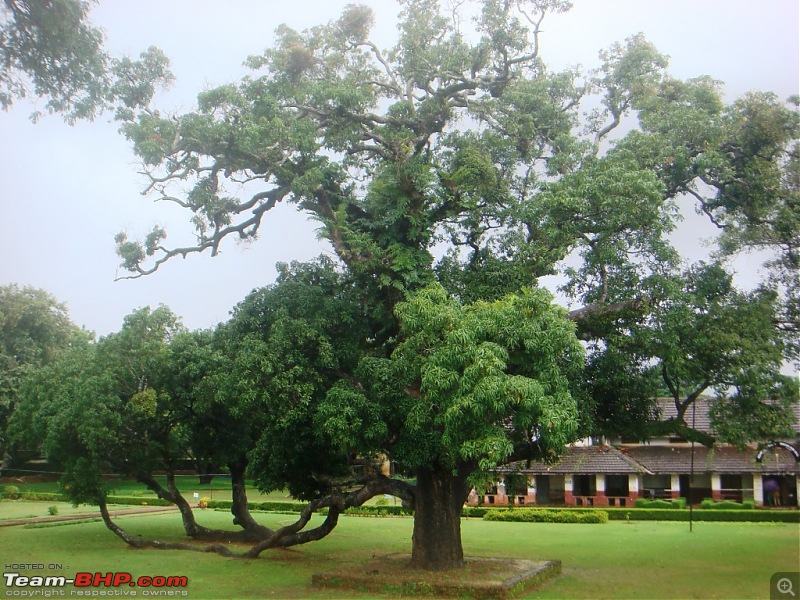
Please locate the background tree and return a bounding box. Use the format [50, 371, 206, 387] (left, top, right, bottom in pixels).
[1, 0, 172, 122]
[584, 263, 797, 446]
[9, 306, 219, 540]
[0, 284, 76, 470]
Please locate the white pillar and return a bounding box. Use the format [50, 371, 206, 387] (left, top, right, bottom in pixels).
[711, 473, 722, 500]
[628, 474, 639, 496]
[753, 474, 764, 507]
[595, 474, 606, 493]
[796, 477, 800, 508]
[564, 475, 573, 493]
[671, 474, 681, 498]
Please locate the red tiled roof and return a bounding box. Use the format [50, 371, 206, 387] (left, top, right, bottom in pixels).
[502, 446, 650, 475]
[622, 445, 800, 475]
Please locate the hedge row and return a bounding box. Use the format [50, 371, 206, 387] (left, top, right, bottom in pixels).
[106, 496, 173, 507]
[484, 508, 608, 524]
[205, 499, 310, 512]
[5, 493, 798, 522]
[634, 498, 687, 509]
[700, 498, 755, 510]
[603, 507, 799, 522]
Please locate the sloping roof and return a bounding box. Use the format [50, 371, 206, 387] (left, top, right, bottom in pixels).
[502, 446, 651, 475]
[655, 397, 713, 433]
[623, 445, 800, 475]
[654, 397, 800, 437]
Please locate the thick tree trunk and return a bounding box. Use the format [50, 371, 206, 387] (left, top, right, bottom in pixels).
[195, 460, 217, 485]
[228, 458, 273, 540]
[139, 473, 210, 538]
[409, 467, 471, 571]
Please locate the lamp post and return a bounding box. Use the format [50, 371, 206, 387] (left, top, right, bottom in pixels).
[689, 401, 696, 533]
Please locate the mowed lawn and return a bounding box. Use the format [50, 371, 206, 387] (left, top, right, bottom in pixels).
[1, 507, 798, 599]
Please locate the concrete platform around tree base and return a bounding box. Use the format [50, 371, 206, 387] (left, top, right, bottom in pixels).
[311, 554, 561, 599]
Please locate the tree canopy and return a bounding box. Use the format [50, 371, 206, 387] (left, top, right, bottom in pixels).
[1, 0, 172, 122]
[0, 284, 77, 468]
[106, 0, 798, 569]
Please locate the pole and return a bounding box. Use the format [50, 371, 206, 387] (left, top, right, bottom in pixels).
[689, 401, 696, 533]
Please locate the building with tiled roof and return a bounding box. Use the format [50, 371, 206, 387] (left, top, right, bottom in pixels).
[468, 398, 799, 509]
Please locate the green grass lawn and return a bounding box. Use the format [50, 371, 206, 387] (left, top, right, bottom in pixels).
[2, 506, 798, 599]
[0, 499, 108, 521]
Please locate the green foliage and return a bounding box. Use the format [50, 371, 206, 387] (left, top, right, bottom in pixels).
[483, 508, 608, 524]
[0, 285, 78, 462]
[634, 498, 686, 509]
[0, 0, 172, 122]
[47, 505, 59, 516]
[105, 496, 172, 507]
[0, 0, 108, 120]
[9, 305, 191, 507]
[322, 284, 583, 477]
[3, 484, 20, 499]
[700, 498, 755, 510]
[16, 492, 62, 502]
[344, 505, 414, 517]
[610, 507, 798, 522]
[585, 262, 796, 444]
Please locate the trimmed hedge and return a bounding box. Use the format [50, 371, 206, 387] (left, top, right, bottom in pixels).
[6, 493, 798, 522]
[345, 505, 413, 517]
[205, 499, 310, 512]
[634, 497, 687, 509]
[603, 507, 798, 522]
[484, 508, 608, 524]
[700, 498, 755, 510]
[21, 491, 62, 502]
[106, 495, 173, 507]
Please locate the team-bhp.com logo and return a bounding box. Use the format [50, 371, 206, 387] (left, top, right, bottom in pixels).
[3, 572, 188, 597]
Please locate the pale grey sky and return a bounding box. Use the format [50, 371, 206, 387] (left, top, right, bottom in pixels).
[1, 0, 798, 336]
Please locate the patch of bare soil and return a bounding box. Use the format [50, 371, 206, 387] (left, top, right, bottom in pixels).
[311, 554, 561, 599]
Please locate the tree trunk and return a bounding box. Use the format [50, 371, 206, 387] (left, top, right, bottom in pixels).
[409, 467, 471, 571]
[139, 473, 210, 538]
[229, 458, 273, 540]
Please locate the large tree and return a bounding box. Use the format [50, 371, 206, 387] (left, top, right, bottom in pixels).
[109, 1, 796, 569]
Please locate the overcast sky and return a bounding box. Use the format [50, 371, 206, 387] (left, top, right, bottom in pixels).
[1, 0, 798, 337]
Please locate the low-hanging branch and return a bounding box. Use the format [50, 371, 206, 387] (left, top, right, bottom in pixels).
[97, 473, 416, 559]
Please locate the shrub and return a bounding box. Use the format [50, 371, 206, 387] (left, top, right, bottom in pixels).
[462, 506, 490, 518]
[3, 485, 20, 499]
[700, 499, 754, 510]
[483, 508, 608, 524]
[634, 498, 686, 509]
[345, 505, 413, 517]
[603, 508, 798, 522]
[47, 505, 59, 516]
[104, 495, 172, 507]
